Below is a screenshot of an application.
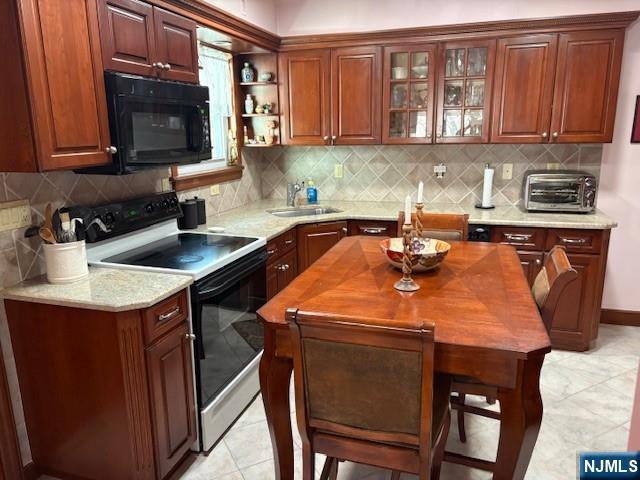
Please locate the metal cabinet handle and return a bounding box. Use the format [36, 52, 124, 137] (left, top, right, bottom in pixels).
[284, 239, 294, 245]
[267, 248, 278, 256]
[105, 146, 117, 154]
[342, 227, 348, 234]
[552, 132, 559, 138]
[541, 132, 548, 138]
[158, 306, 180, 322]
[559, 237, 588, 245]
[331, 135, 337, 145]
[185, 333, 196, 341]
[504, 233, 533, 242]
[323, 136, 329, 142]
[276, 264, 290, 271]
[360, 226, 387, 234]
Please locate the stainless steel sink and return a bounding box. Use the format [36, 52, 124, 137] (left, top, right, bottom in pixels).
[267, 206, 343, 218]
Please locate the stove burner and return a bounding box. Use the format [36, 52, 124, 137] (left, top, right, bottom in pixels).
[176, 254, 205, 264]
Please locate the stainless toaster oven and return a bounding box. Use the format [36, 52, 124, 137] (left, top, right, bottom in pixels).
[522, 170, 596, 213]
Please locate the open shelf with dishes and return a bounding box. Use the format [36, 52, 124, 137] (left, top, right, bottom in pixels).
[235, 52, 280, 148]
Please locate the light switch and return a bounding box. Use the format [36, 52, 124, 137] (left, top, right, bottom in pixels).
[502, 163, 513, 180]
[210, 185, 220, 196]
[334, 164, 343, 179]
[0, 199, 31, 232]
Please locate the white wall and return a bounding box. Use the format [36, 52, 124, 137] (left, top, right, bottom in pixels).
[275, 0, 640, 36]
[272, 0, 640, 311]
[600, 20, 640, 311]
[203, 0, 277, 33]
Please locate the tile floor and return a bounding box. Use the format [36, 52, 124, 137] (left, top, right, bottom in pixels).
[42, 324, 639, 480]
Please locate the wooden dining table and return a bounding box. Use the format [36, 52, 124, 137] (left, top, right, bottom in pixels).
[258, 236, 551, 480]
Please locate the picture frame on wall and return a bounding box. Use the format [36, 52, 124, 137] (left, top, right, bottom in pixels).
[632, 95, 640, 143]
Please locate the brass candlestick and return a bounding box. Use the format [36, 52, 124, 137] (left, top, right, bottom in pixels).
[394, 223, 420, 292]
[415, 202, 424, 238]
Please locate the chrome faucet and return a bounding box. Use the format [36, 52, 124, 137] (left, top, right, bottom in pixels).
[286, 180, 304, 207]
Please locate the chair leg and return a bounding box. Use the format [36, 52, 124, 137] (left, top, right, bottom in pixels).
[320, 457, 338, 480]
[302, 445, 316, 480]
[486, 396, 497, 405]
[456, 393, 467, 443]
[431, 409, 451, 480]
[390, 471, 402, 480]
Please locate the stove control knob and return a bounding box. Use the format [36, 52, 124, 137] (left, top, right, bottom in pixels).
[104, 212, 115, 224]
[161, 199, 170, 209]
[145, 203, 154, 214]
[169, 197, 178, 208]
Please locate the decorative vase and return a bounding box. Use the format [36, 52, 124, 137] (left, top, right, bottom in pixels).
[263, 103, 272, 114]
[255, 104, 264, 114]
[259, 72, 273, 82]
[244, 94, 254, 115]
[265, 135, 274, 145]
[241, 62, 254, 82]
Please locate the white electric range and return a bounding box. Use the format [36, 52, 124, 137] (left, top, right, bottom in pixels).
[73, 192, 267, 452]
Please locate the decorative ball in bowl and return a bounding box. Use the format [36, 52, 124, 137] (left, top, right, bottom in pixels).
[380, 237, 451, 272]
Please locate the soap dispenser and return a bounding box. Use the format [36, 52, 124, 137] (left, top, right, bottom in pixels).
[306, 180, 318, 204]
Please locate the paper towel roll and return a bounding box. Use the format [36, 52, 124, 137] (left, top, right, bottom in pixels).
[481, 165, 494, 208]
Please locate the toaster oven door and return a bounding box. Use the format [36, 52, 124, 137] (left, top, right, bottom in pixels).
[527, 179, 583, 211]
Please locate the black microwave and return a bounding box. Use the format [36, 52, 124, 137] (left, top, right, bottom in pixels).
[77, 72, 211, 174]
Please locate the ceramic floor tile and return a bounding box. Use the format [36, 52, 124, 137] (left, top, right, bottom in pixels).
[223, 420, 274, 469]
[584, 424, 630, 452]
[543, 397, 619, 445]
[233, 395, 266, 428]
[564, 375, 635, 425]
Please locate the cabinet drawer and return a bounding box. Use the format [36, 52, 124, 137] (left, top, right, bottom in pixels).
[267, 229, 297, 264]
[348, 220, 396, 237]
[490, 227, 546, 251]
[143, 290, 188, 345]
[546, 229, 602, 254]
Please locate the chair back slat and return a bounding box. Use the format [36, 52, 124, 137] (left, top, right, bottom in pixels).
[397, 212, 469, 240]
[531, 246, 578, 333]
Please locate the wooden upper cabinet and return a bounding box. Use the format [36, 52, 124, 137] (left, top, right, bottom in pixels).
[491, 34, 558, 143]
[382, 44, 436, 144]
[279, 49, 331, 145]
[436, 39, 496, 143]
[331, 46, 382, 144]
[96, 0, 198, 83]
[6, 0, 112, 171]
[97, 0, 157, 76]
[550, 29, 624, 143]
[153, 7, 199, 83]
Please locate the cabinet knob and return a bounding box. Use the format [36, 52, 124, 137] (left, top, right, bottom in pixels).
[436, 132, 442, 138]
[535, 259, 542, 265]
[153, 62, 162, 69]
[163, 63, 171, 70]
[323, 136, 329, 143]
[185, 333, 196, 341]
[541, 132, 548, 138]
[342, 227, 348, 234]
[552, 132, 559, 138]
[105, 146, 117, 154]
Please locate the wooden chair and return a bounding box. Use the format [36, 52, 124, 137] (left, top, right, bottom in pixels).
[448, 246, 578, 472]
[287, 308, 452, 480]
[397, 212, 469, 240]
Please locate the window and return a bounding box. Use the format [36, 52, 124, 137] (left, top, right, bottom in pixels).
[177, 40, 235, 176]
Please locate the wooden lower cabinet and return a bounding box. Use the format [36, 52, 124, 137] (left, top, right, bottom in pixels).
[146, 322, 196, 479]
[297, 221, 348, 272]
[5, 290, 195, 479]
[517, 251, 544, 286]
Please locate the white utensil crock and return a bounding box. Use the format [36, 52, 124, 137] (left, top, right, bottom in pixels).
[43, 240, 89, 284]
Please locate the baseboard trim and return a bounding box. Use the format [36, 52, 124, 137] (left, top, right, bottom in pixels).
[601, 308, 640, 327]
[23, 462, 40, 480]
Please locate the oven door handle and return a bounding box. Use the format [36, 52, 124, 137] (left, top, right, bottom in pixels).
[195, 251, 268, 299]
[187, 106, 204, 152]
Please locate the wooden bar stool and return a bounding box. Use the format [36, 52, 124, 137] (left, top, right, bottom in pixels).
[448, 246, 578, 473]
[287, 308, 452, 480]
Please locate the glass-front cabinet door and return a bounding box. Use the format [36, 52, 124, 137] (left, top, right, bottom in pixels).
[382, 44, 436, 144]
[436, 40, 496, 143]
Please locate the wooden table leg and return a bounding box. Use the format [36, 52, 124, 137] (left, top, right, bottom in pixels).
[260, 324, 294, 480]
[494, 355, 544, 480]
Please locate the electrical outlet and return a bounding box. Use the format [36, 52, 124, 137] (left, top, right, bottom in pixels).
[210, 185, 220, 196]
[433, 163, 446, 179]
[334, 164, 343, 179]
[546, 162, 561, 170]
[161, 178, 172, 192]
[502, 163, 513, 180]
[0, 199, 31, 232]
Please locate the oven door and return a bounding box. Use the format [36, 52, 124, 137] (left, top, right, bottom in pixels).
[116, 95, 211, 166]
[191, 249, 267, 410]
[527, 179, 583, 210]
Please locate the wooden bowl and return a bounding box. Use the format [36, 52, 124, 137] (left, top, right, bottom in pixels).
[380, 237, 451, 272]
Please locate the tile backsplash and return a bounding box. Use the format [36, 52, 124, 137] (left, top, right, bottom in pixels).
[259, 144, 603, 206]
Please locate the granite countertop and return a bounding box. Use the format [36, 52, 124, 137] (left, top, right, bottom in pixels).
[202, 199, 617, 241]
[1, 267, 193, 312]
